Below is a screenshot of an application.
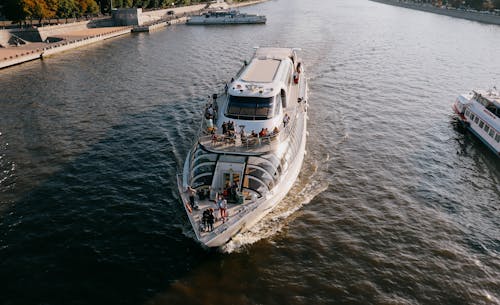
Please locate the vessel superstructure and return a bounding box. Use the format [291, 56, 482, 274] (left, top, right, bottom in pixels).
[186, 9, 266, 25]
[177, 47, 308, 247]
[452, 89, 500, 156]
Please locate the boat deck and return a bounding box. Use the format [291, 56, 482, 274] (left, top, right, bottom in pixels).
[192, 198, 240, 234]
[181, 187, 261, 238]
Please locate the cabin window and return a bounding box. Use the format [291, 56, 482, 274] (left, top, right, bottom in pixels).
[226, 95, 274, 120]
[275, 94, 282, 116]
[280, 90, 287, 108]
[193, 164, 215, 178]
[479, 121, 484, 128]
[192, 174, 213, 188]
[470, 113, 475, 121]
[495, 133, 500, 143]
[488, 129, 495, 138]
[484, 125, 490, 133]
[248, 156, 279, 182]
[246, 166, 274, 189]
[245, 176, 269, 194]
[474, 117, 479, 124]
[286, 64, 293, 85]
[465, 110, 470, 117]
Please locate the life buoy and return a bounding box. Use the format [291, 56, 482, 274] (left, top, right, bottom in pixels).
[185, 202, 192, 213]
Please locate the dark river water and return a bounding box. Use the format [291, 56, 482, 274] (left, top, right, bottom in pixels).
[1, 0, 499, 304]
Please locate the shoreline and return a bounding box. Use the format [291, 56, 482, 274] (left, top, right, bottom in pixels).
[371, 0, 500, 25]
[0, 0, 269, 70]
[0, 26, 132, 69]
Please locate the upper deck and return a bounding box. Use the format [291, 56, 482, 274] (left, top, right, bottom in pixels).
[198, 47, 307, 155]
[199, 99, 304, 155]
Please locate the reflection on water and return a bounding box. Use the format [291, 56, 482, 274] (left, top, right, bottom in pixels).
[0, 0, 499, 304]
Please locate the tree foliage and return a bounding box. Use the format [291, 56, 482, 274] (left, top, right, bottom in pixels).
[57, 0, 77, 20]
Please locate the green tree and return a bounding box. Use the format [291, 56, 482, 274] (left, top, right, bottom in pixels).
[22, 0, 50, 24]
[45, 0, 58, 20]
[57, 0, 77, 21]
[86, 0, 99, 14]
[75, 0, 98, 16]
[2, 0, 28, 23]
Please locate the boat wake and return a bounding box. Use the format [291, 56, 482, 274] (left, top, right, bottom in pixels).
[222, 154, 330, 253]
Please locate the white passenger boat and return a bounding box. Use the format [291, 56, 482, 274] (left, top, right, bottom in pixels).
[177, 47, 308, 247]
[452, 89, 500, 156]
[186, 10, 266, 25]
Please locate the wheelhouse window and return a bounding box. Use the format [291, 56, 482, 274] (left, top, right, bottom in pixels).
[226, 95, 275, 120]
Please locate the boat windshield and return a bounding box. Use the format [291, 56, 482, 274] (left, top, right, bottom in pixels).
[226, 95, 274, 120]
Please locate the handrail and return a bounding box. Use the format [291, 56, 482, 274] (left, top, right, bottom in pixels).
[197, 101, 302, 153]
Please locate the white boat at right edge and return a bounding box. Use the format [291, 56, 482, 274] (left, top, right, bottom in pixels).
[452, 88, 500, 156]
[177, 47, 308, 247]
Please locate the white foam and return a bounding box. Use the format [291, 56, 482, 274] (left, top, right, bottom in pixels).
[222, 156, 330, 253]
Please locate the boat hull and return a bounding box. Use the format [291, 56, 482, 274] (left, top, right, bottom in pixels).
[452, 97, 500, 156]
[186, 18, 266, 25]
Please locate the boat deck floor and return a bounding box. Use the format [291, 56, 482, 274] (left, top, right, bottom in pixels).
[189, 191, 258, 236]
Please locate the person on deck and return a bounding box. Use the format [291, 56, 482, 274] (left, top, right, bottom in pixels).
[217, 195, 227, 223]
[186, 185, 197, 208]
[283, 113, 290, 127]
[207, 208, 215, 231]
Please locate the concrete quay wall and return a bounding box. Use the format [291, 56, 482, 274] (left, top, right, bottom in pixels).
[2, 18, 116, 44]
[371, 0, 500, 25]
[0, 28, 131, 69]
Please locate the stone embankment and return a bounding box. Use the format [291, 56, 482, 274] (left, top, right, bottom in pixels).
[371, 0, 500, 25]
[0, 25, 132, 69]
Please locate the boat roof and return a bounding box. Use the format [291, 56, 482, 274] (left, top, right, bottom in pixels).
[473, 89, 500, 107]
[240, 59, 280, 83]
[228, 48, 296, 98]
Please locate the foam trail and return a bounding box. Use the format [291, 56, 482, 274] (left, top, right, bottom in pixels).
[222, 155, 330, 253]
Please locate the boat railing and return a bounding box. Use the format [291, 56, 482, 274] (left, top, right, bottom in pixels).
[197, 103, 301, 154]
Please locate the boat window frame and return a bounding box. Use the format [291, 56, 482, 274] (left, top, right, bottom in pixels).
[246, 164, 276, 187]
[247, 156, 279, 181]
[192, 162, 216, 178]
[226, 95, 276, 120]
[246, 175, 270, 193]
[488, 129, 495, 138]
[192, 172, 213, 187]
